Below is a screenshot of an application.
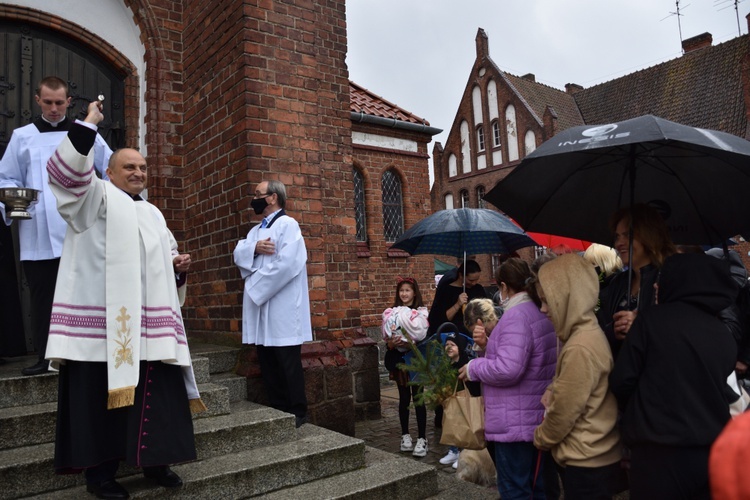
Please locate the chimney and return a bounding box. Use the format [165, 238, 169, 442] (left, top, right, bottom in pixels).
[521, 73, 536, 82]
[565, 83, 584, 94]
[476, 28, 489, 58]
[682, 32, 712, 53]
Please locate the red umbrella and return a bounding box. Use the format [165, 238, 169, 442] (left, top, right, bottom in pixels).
[525, 232, 591, 252]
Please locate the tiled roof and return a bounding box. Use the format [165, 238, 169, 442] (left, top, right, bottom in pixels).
[350, 80, 430, 125]
[501, 71, 585, 131]
[575, 36, 749, 136]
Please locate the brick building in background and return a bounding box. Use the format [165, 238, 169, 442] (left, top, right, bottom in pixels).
[0, 0, 439, 434]
[433, 22, 750, 275]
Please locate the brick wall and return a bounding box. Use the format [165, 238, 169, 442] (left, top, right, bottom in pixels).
[352, 122, 435, 328]
[179, 0, 357, 344]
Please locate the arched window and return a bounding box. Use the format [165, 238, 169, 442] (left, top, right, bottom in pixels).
[472, 86, 483, 125]
[445, 193, 454, 209]
[524, 130, 537, 156]
[381, 169, 404, 242]
[476, 186, 486, 208]
[448, 153, 457, 177]
[506, 104, 519, 162]
[460, 190, 470, 208]
[460, 120, 471, 174]
[352, 167, 367, 242]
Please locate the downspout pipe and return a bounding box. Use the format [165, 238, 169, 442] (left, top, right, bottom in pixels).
[350, 111, 443, 136]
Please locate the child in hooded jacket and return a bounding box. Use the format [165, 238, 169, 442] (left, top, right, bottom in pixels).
[534, 253, 622, 500]
[438, 331, 481, 467]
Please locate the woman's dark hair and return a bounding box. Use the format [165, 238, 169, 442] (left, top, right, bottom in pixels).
[393, 277, 424, 308]
[496, 257, 533, 294]
[457, 259, 481, 278]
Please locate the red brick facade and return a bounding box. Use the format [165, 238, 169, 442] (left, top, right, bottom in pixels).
[352, 121, 435, 328]
[0, 0, 440, 429]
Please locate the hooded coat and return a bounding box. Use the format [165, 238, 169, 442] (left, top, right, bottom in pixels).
[533, 254, 622, 468]
[609, 253, 738, 447]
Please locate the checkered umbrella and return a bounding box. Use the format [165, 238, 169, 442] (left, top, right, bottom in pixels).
[391, 208, 537, 258]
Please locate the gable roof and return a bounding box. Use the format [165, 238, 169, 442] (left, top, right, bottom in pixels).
[349, 80, 430, 126]
[574, 35, 749, 136]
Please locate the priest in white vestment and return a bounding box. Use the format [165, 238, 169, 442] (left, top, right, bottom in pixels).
[233, 179, 312, 427]
[45, 100, 204, 499]
[0, 76, 111, 375]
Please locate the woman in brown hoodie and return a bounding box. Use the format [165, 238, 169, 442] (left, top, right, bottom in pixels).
[533, 254, 622, 500]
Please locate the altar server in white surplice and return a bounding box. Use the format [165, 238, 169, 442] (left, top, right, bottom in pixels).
[0, 76, 111, 376]
[44, 100, 205, 499]
[233, 179, 312, 427]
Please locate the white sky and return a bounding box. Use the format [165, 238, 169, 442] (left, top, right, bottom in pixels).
[346, 0, 750, 182]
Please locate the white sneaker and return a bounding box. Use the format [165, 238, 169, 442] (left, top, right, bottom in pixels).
[413, 437, 428, 457]
[439, 449, 460, 465]
[400, 434, 413, 452]
[452, 459, 458, 469]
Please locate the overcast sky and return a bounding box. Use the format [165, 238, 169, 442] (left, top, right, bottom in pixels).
[346, 0, 750, 180]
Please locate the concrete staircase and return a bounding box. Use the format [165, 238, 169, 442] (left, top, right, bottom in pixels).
[0, 343, 440, 499]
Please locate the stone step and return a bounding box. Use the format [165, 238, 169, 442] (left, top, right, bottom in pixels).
[0, 381, 236, 450]
[194, 381, 231, 419]
[192, 355, 210, 383]
[0, 356, 58, 409]
[0, 400, 296, 499]
[263, 446, 439, 499]
[0, 401, 56, 450]
[188, 343, 241, 374]
[26, 425, 365, 499]
[0, 346, 239, 410]
[210, 371, 248, 403]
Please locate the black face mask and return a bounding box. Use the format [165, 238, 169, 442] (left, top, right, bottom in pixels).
[250, 196, 269, 215]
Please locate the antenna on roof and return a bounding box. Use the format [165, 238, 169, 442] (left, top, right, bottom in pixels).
[661, 0, 690, 52]
[714, 0, 745, 36]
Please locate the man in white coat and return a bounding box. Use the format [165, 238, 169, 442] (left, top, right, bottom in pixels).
[233, 180, 312, 427]
[0, 76, 111, 375]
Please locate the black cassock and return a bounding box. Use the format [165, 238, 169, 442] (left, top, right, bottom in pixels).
[55, 360, 196, 473]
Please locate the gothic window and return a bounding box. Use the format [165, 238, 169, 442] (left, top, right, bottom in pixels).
[460, 190, 470, 208]
[448, 154, 457, 177]
[506, 104, 519, 162]
[445, 193, 454, 209]
[525, 129, 537, 156]
[381, 169, 404, 242]
[476, 186, 486, 208]
[460, 120, 471, 173]
[352, 167, 367, 242]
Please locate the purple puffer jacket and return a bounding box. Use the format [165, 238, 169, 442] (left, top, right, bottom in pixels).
[468, 300, 557, 443]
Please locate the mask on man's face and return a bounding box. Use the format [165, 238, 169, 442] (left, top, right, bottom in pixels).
[250, 196, 269, 214]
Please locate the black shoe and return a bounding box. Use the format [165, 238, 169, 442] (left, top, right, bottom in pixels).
[143, 466, 183, 488]
[86, 479, 129, 499]
[21, 360, 49, 376]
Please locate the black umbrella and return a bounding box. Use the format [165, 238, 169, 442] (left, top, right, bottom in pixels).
[391, 208, 537, 258]
[485, 114, 750, 246]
